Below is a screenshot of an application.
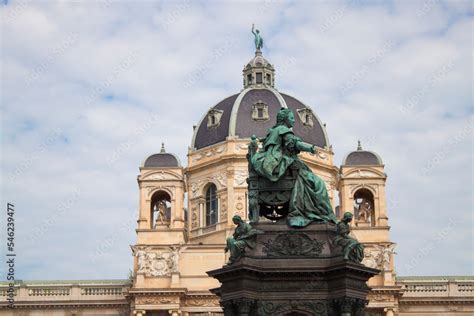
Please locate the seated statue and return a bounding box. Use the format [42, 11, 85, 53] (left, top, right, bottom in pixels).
[250, 107, 338, 227]
[335, 212, 364, 262]
[225, 215, 263, 264]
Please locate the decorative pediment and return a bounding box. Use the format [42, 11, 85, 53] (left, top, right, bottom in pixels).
[252, 100, 269, 121]
[141, 170, 182, 181]
[343, 168, 385, 178]
[297, 108, 314, 127]
[207, 108, 224, 129]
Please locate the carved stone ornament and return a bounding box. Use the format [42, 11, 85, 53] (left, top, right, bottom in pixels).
[350, 183, 378, 194]
[362, 244, 396, 271]
[191, 208, 198, 228]
[262, 232, 325, 257]
[219, 195, 227, 220]
[131, 245, 185, 277]
[257, 300, 327, 316]
[136, 295, 179, 305]
[346, 169, 380, 178]
[142, 171, 180, 181]
[192, 145, 226, 162]
[147, 186, 175, 197]
[368, 293, 393, 302]
[235, 143, 249, 152]
[233, 170, 249, 187]
[189, 173, 226, 198]
[185, 297, 220, 307]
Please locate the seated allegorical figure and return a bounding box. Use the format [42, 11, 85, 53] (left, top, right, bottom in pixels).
[225, 215, 263, 264]
[335, 212, 364, 262]
[250, 107, 338, 227]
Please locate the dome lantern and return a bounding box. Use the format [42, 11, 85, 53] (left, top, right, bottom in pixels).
[242, 50, 275, 89]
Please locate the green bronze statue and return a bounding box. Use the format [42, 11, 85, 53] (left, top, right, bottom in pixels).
[335, 212, 364, 262]
[251, 23, 263, 50]
[225, 215, 263, 264]
[250, 108, 338, 227]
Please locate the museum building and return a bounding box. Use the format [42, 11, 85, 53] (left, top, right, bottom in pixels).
[1, 46, 473, 316]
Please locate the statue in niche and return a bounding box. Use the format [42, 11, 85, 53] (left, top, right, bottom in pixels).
[249, 108, 338, 227]
[251, 23, 264, 50]
[335, 212, 364, 262]
[225, 215, 263, 265]
[357, 198, 372, 223]
[153, 200, 169, 227]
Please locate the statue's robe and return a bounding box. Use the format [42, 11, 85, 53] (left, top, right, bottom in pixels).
[226, 222, 260, 263]
[251, 125, 338, 227]
[335, 222, 364, 262]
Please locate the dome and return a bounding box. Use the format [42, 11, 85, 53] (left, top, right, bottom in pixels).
[342, 141, 383, 166]
[142, 143, 181, 168]
[190, 88, 330, 150]
[190, 50, 330, 151]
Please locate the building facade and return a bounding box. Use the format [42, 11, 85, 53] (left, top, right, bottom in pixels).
[1, 49, 473, 316]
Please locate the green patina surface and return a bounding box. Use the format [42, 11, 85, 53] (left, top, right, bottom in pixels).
[250, 108, 338, 227]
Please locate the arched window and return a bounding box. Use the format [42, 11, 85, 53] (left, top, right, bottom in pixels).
[353, 189, 375, 226]
[151, 191, 171, 229]
[205, 184, 218, 226]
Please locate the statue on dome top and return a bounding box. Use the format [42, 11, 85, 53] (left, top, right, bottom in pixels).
[252, 23, 264, 51]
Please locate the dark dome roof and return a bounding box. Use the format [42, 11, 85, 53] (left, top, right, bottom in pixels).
[142, 143, 181, 168]
[191, 88, 330, 150]
[342, 141, 383, 166]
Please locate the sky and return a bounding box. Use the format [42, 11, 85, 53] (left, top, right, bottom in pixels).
[0, 0, 472, 280]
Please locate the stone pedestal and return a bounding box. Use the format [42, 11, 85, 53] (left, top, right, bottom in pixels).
[207, 221, 379, 316]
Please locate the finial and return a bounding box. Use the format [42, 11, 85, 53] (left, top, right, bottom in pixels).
[160, 142, 166, 153]
[357, 140, 362, 151]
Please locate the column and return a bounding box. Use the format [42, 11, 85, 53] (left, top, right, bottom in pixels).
[133, 311, 146, 316]
[199, 199, 204, 228]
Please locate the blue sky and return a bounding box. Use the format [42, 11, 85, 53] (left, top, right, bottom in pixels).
[0, 0, 472, 280]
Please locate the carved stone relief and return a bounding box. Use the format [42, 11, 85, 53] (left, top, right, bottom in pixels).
[219, 195, 227, 221]
[185, 297, 220, 307]
[362, 244, 396, 271]
[136, 295, 179, 305]
[189, 173, 227, 198]
[192, 145, 226, 162]
[234, 170, 248, 187]
[262, 233, 325, 257]
[142, 171, 180, 181]
[147, 186, 175, 197]
[349, 183, 378, 195]
[131, 245, 186, 277]
[191, 207, 198, 228]
[346, 169, 381, 178]
[235, 143, 249, 152]
[234, 195, 245, 217]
